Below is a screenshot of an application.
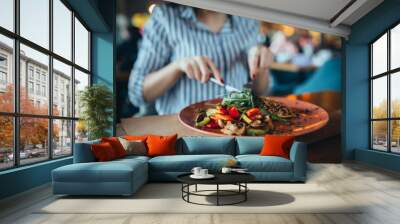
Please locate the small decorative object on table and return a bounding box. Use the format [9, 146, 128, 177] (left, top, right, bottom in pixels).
[221, 159, 242, 173]
[190, 167, 214, 179]
[225, 159, 238, 168]
[221, 167, 232, 174]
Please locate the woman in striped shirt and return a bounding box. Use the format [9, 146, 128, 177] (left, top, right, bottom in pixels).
[129, 3, 273, 115]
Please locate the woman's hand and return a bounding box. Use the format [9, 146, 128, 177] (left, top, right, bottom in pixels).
[248, 45, 273, 80]
[141, 56, 222, 103]
[176, 56, 223, 83]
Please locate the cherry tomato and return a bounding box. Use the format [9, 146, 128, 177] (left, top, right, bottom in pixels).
[205, 120, 219, 128]
[228, 107, 240, 119]
[246, 108, 260, 117]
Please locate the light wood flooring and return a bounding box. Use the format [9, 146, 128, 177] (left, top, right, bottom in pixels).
[1, 162, 400, 224]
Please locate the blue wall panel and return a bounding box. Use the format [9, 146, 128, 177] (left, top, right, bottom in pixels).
[92, 32, 115, 135]
[91, 0, 116, 135]
[345, 0, 400, 170]
[0, 158, 72, 199]
[66, 0, 109, 32]
[343, 44, 369, 159]
[355, 149, 400, 172]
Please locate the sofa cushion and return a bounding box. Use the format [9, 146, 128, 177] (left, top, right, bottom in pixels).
[236, 155, 293, 172]
[91, 142, 118, 162]
[101, 137, 127, 158]
[149, 154, 235, 172]
[147, 134, 178, 157]
[260, 135, 294, 159]
[178, 137, 235, 155]
[118, 138, 147, 156]
[236, 137, 263, 155]
[53, 158, 147, 183]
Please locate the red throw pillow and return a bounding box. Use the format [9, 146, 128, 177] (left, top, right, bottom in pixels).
[91, 142, 117, 161]
[260, 135, 294, 159]
[124, 135, 148, 141]
[101, 137, 126, 158]
[146, 134, 178, 157]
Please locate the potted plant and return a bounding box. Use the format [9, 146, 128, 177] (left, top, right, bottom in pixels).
[79, 84, 113, 140]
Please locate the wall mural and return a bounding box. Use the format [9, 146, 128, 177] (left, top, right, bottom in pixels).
[116, 1, 342, 162]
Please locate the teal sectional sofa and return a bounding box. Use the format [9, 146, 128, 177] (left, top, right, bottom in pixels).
[52, 136, 307, 196]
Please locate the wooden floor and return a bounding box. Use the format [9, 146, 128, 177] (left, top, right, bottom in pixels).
[1, 162, 400, 224]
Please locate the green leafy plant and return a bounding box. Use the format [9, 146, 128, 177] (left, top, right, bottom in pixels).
[79, 84, 113, 140]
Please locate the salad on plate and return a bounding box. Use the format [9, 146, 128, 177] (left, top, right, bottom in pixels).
[194, 89, 300, 136]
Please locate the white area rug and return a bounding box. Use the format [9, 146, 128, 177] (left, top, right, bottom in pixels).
[38, 183, 361, 214]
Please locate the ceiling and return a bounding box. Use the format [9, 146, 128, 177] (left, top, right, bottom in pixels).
[225, 0, 352, 22]
[165, 0, 384, 37]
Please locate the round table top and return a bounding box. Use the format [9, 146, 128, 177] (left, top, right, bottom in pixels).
[177, 173, 255, 185]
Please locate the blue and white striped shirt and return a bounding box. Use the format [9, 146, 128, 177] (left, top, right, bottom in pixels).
[129, 4, 261, 115]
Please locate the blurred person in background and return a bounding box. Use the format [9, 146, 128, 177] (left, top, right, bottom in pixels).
[128, 3, 273, 115]
[116, 14, 144, 120]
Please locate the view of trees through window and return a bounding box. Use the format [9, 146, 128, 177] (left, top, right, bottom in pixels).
[0, 0, 91, 170]
[371, 23, 400, 153]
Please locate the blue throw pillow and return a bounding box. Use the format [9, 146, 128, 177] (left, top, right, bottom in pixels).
[236, 137, 264, 155]
[178, 137, 235, 155]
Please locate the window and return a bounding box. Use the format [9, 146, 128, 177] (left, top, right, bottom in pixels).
[0, 0, 91, 170]
[42, 85, 46, 97]
[0, 54, 9, 86]
[20, 0, 49, 48]
[53, 0, 72, 60]
[0, 71, 6, 85]
[75, 18, 90, 70]
[0, 116, 13, 169]
[0, 55, 7, 67]
[0, 0, 14, 32]
[28, 81, 34, 94]
[28, 67, 34, 80]
[53, 119, 72, 158]
[35, 70, 41, 81]
[0, 74, 6, 85]
[53, 59, 72, 117]
[370, 23, 400, 154]
[35, 83, 40, 95]
[0, 35, 13, 113]
[74, 69, 89, 119]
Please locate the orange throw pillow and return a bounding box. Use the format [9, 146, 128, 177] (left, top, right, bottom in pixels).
[101, 137, 127, 158]
[124, 135, 148, 141]
[91, 142, 117, 162]
[146, 134, 178, 157]
[260, 135, 294, 159]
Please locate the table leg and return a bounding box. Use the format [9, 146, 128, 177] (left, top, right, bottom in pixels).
[245, 183, 247, 201]
[181, 184, 183, 199]
[217, 184, 219, 206]
[195, 184, 197, 192]
[187, 184, 190, 202]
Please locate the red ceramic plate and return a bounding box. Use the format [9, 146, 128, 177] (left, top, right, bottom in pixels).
[178, 97, 329, 136]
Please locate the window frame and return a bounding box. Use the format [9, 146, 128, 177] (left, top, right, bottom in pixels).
[0, 0, 92, 171]
[369, 20, 400, 154]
